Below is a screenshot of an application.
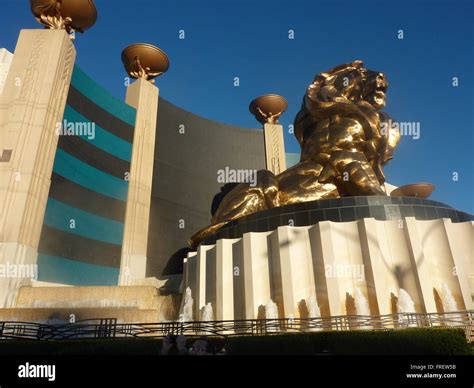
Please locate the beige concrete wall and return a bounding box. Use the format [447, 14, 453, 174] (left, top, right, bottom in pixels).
[184, 217, 473, 320]
[119, 79, 159, 284]
[0, 30, 76, 308]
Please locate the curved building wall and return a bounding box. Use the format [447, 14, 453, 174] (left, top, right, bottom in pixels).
[149, 99, 266, 276]
[37, 66, 136, 285]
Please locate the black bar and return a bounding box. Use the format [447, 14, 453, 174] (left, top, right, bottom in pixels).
[0, 355, 472, 386]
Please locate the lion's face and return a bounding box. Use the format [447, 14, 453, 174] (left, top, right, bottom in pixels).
[308, 60, 388, 110]
[359, 69, 388, 109]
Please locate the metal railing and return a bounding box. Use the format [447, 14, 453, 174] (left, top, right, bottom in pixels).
[0, 310, 472, 341]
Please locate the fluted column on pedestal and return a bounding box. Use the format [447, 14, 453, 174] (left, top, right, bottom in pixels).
[119, 43, 169, 285]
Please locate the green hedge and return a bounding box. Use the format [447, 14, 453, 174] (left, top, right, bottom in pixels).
[224, 328, 471, 355]
[0, 328, 469, 356]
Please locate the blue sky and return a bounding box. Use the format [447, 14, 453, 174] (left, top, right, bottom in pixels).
[2, 0, 473, 213]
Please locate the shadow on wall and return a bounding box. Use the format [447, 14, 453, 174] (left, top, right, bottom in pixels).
[162, 247, 193, 275]
[211, 183, 240, 217]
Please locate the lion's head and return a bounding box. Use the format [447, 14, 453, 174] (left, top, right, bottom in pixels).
[311, 60, 388, 108]
[294, 60, 390, 146]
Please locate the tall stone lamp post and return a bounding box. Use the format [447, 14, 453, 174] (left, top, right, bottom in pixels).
[119, 43, 169, 285]
[0, 0, 97, 307]
[249, 94, 288, 175]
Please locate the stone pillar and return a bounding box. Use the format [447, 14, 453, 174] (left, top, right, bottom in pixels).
[119, 78, 158, 285]
[263, 123, 286, 174]
[0, 48, 13, 96]
[0, 30, 75, 308]
[195, 245, 213, 320]
[215, 238, 236, 320]
[242, 232, 272, 319]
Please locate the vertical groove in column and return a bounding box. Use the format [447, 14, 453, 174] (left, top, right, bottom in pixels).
[276, 226, 293, 318]
[404, 218, 433, 313]
[232, 238, 244, 320]
[184, 252, 197, 320]
[196, 245, 212, 320]
[215, 239, 224, 320]
[204, 245, 216, 313]
[267, 228, 282, 316]
[242, 233, 254, 319]
[179, 257, 188, 317]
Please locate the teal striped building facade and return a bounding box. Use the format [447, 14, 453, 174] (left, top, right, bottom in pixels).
[37, 66, 136, 285]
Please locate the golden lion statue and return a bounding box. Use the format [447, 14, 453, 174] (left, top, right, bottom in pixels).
[190, 60, 400, 247]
